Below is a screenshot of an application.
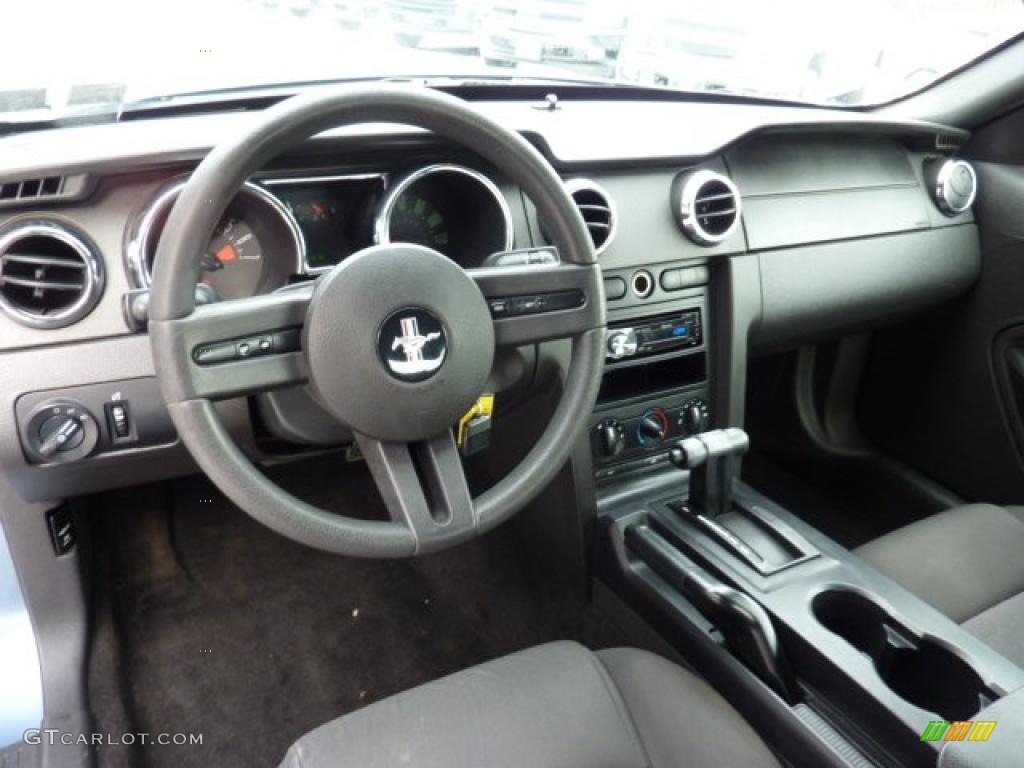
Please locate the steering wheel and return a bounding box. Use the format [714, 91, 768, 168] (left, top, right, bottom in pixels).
[148, 86, 606, 558]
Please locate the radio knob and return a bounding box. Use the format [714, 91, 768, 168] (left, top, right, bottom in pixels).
[606, 328, 638, 360]
[637, 408, 670, 444]
[592, 418, 626, 459]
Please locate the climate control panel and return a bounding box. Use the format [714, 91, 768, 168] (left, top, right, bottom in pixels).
[591, 396, 709, 476]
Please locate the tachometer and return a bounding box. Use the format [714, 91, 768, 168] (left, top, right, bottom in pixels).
[389, 194, 450, 251]
[375, 164, 512, 268]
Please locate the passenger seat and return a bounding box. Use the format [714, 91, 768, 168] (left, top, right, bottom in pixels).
[856, 504, 1024, 667]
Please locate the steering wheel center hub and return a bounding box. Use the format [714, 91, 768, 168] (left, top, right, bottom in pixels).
[378, 307, 448, 383]
[302, 244, 495, 442]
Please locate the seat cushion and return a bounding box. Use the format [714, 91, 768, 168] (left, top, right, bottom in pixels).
[278, 641, 779, 768]
[962, 592, 1024, 667]
[856, 504, 1024, 624]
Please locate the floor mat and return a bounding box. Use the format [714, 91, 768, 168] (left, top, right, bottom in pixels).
[88, 456, 611, 768]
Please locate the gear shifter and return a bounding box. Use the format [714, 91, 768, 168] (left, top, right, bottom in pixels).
[669, 428, 749, 518]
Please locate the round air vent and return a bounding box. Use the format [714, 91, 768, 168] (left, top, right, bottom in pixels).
[671, 169, 742, 246]
[928, 158, 976, 216]
[565, 179, 616, 256]
[542, 179, 616, 257]
[0, 219, 104, 328]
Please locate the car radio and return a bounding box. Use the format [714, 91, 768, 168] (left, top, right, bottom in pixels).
[605, 310, 702, 362]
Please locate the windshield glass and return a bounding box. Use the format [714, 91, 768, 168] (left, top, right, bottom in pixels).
[5, 0, 1024, 119]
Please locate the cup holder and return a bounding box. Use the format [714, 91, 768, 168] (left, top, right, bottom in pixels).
[812, 588, 997, 721]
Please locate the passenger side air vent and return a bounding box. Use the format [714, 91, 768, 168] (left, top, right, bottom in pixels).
[671, 169, 742, 246]
[0, 220, 104, 328]
[0, 174, 93, 209]
[565, 179, 616, 255]
[925, 158, 976, 217]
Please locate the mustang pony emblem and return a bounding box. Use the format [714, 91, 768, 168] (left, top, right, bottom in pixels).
[381, 313, 447, 380]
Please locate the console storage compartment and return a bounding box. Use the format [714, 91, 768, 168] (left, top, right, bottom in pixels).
[812, 588, 997, 721]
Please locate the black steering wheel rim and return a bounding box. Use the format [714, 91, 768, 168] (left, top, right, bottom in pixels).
[148, 85, 606, 557]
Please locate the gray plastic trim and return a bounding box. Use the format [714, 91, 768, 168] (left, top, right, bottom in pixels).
[754, 225, 981, 349]
[0, 519, 43, 749]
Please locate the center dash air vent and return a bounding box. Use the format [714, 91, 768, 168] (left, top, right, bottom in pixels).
[543, 179, 617, 256]
[671, 169, 742, 246]
[0, 220, 104, 328]
[565, 179, 616, 255]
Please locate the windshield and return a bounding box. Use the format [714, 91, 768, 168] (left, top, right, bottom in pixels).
[5, 0, 1024, 119]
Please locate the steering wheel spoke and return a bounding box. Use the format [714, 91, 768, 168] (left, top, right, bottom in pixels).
[356, 430, 476, 554]
[149, 284, 312, 402]
[469, 262, 604, 346]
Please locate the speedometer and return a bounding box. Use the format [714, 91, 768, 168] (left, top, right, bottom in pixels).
[199, 217, 265, 300]
[127, 179, 304, 301]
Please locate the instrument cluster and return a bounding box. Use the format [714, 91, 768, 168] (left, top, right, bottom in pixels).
[125, 164, 514, 301]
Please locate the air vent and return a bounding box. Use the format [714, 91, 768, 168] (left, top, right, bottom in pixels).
[0, 174, 93, 209]
[672, 169, 742, 246]
[0, 220, 104, 328]
[935, 134, 965, 151]
[565, 179, 616, 255]
[0, 176, 63, 201]
[926, 158, 976, 217]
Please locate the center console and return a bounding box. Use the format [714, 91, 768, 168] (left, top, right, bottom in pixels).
[584, 260, 1024, 765]
[595, 433, 1024, 767]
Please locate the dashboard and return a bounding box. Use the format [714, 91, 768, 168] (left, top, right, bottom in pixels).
[0, 92, 982, 502]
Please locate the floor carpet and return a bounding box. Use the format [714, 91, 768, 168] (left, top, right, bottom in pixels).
[87, 455, 613, 768]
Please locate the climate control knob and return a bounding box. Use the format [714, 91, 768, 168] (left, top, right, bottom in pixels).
[636, 408, 670, 445]
[681, 398, 710, 435]
[592, 418, 626, 459]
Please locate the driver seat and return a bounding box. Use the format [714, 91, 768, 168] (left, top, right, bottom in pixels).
[278, 641, 778, 767]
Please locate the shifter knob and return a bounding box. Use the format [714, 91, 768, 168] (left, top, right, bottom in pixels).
[669, 428, 750, 518]
[670, 436, 708, 469]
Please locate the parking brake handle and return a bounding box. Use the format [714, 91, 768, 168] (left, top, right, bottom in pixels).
[625, 522, 798, 703]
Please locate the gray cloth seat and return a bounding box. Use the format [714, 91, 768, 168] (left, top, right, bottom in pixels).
[278, 641, 779, 768]
[856, 503, 1024, 666]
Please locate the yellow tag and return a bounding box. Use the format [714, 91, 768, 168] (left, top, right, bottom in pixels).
[457, 394, 495, 445]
